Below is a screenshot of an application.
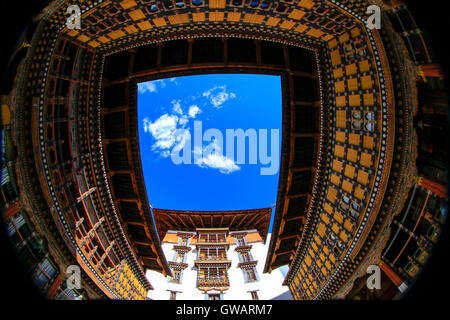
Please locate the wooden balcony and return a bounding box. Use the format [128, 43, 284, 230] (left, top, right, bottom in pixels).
[197, 276, 230, 289]
[194, 256, 232, 266]
[196, 240, 230, 246]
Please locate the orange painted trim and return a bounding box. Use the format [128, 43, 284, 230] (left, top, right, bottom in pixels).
[46, 274, 64, 299]
[420, 64, 443, 78]
[418, 177, 447, 198]
[2, 202, 19, 221]
[379, 261, 402, 287]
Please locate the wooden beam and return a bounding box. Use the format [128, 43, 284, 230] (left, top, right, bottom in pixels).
[287, 192, 309, 200]
[244, 214, 260, 228]
[101, 106, 128, 115]
[116, 198, 139, 203]
[293, 132, 319, 138]
[278, 233, 300, 241]
[274, 247, 296, 255]
[165, 214, 181, 229]
[107, 169, 132, 177]
[126, 220, 146, 227]
[176, 214, 191, 229]
[199, 215, 205, 228]
[103, 137, 134, 144]
[292, 166, 315, 173]
[284, 215, 307, 224]
[187, 214, 196, 229]
[236, 214, 249, 229]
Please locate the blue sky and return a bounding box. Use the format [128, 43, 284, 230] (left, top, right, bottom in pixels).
[137, 74, 282, 232]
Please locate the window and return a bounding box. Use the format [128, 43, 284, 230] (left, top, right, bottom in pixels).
[198, 267, 228, 288]
[179, 236, 189, 246]
[250, 291, 259, 300]
[170, 269, 181, 283]
[326, 232, 339, 253]
[198, 248, 226, 260]
[163, 1, 174, 9]
[351, 109, 365, 130]
[327, 230, 344, 257]
[365, 112, 375, 121]
[352, 111, 362, 120]
[235, 236, 246, 246]
[240, 252, 252, 262]
[340, 202, 349, 212]
[352, 121, 362, 130]
[174, 252, 185, 263]
[7, 212, 33, 246]
[199, 233, 226, 243]
[199, 267, 227, 281]
[365, 122, 375, 131]
[261, 1, 270, 9]
[32, 258, 57, 290]
[244, 267, 257, 282]
[350, 210, 359, 220]
[311, 264, 325, 284]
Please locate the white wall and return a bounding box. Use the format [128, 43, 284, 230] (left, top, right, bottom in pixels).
[146, 233, 290, 300]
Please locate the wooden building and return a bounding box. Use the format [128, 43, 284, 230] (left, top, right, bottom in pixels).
[147, 208, 279, 299]
[0, 0, 447, 300]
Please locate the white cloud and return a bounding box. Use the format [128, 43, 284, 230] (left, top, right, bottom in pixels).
[138, 79, 168, 94]
[141, 83, 238, 170]
[188, 105, 201, 118]
[179, 115, 189, 126]
[171, 99, 183, 115]
[196, 139, 240, 174]
[138, 82, 157, 94]
[142, 117, 154, 134]
[145, 114, 179, 152]
[160, 150, 171, 158]
[202, 85, 236, 109]
[198, 152, 240, 174]
[143, 112, 192, 158]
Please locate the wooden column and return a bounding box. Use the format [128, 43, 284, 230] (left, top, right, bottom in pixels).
[46, 274, 64, 299]
[2, 202, 19, 220]
[379, 261, 408, 293]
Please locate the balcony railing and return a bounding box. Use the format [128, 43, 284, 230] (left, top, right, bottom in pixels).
[197, 276, 230, 288]
[194, 256, 232, 266]
[237, 260, 258, 268]
[197, 239, 229, 245]
[197, 255, 228, 261]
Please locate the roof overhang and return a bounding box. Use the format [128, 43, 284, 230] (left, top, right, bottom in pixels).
[152, 208, 272, 242]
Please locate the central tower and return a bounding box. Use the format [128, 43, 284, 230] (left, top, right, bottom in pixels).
[195, 228, 232, 296]
[146, 208, 289, 300]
